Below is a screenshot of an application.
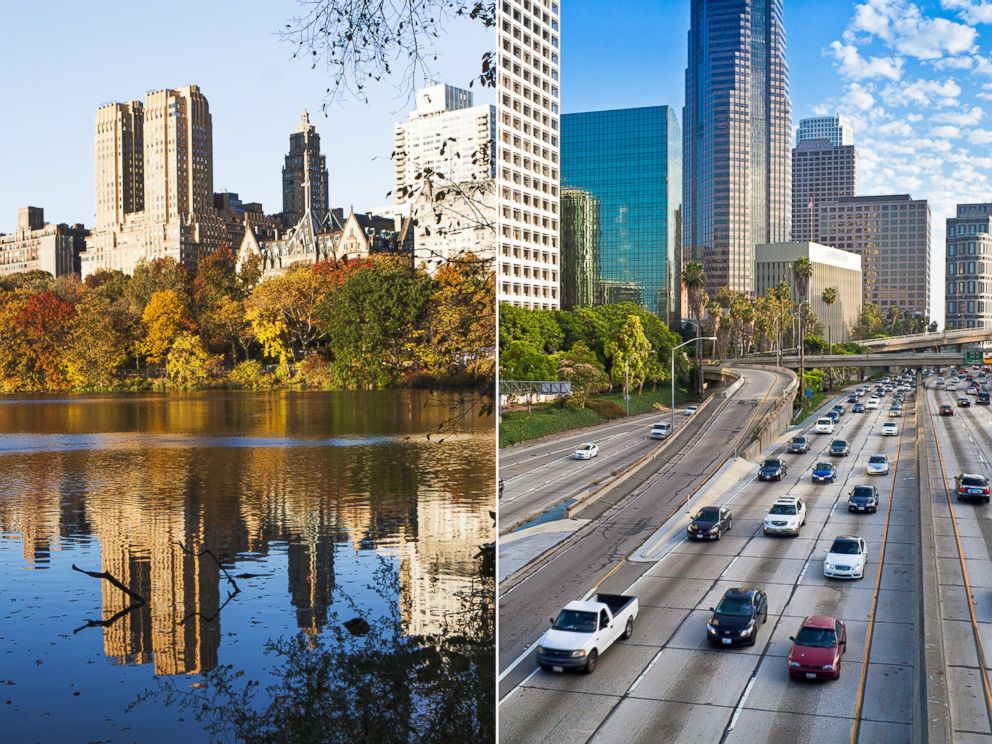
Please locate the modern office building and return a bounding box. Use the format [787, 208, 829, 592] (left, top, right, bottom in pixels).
[945, 203, 992, 329]
[796, 115, 852, 147]
[817, 194, 931, 320]
[791, 135, 857, 243]
[683, 0, 791, 298]
[560, 106, 681, 316]
[755, 241, 862, 343]
[394, 84, 496, 273]
[560, 188, 600, 308]
[0, 207, 87, 277]
[496, 0, 561, 309]
[282, 110, 329, 227]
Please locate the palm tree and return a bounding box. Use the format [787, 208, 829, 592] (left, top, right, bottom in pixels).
[821, 286, 838, 389]
[683, 261, 707, 399]
[792, 258, 814, 397]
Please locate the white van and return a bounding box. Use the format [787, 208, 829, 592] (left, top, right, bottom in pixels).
[649, 422, 673, 440]
[815, 417, 835, 434]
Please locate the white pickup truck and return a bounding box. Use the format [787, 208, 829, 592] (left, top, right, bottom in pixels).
[535, 593, 638, 674]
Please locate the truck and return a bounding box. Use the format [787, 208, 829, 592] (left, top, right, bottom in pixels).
[535, 593, 638, 674]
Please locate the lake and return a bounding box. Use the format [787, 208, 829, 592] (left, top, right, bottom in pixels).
[0, 390, 494, 742]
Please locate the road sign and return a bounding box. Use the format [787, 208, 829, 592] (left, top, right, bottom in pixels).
[965, 350, 983, 364]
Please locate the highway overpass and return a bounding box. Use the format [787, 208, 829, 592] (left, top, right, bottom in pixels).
[859, 327, 992, 352]
[729, 351, 966, 368]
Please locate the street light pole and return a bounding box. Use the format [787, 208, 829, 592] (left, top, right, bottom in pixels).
[671, 336, 717, 434]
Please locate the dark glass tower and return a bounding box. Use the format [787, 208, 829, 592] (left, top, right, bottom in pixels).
[683, 0, 791, 298]
[560, 106, 681, 317]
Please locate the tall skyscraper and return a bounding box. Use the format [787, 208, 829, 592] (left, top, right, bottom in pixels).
[796, 115, 852, 147]
[282, 110, 329, 226]
[496, 0, 561, 309]
[393, 84, 495, 273]
[791, 118, 857, 242]
[94, 101, 144, 229]
[946, 203, 992, 329]
[561, 106, 681, 316]
[683, 0, 791, 298]
[817, 194, 931, 320]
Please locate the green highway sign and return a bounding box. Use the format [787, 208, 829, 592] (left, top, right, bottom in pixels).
[965, 350, 983, 364]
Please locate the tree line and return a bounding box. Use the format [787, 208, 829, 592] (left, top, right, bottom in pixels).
[0, 250, 494, 392]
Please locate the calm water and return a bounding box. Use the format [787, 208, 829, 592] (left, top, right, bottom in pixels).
[0, 390, 494, 742]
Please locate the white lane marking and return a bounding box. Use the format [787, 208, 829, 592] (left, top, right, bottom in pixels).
[628, 648, 664, 693]
[797, 558, 811, 585]
[720, 556, 739, 578]
[497, 639, 541, 683]
[497, 667, 541, 706]
[728, 677, 757, 731]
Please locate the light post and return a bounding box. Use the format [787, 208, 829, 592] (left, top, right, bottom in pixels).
[671, 337, 717, 434]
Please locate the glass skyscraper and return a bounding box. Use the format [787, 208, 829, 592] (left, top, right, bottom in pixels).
[560, 106, 681, 317]
[683, 0, 791, 298]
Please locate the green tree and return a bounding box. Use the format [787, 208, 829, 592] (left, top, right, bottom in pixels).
[791, 258, 813, 394]
[682, 261, 707, 398]
[499, 340, 557, 380]
[556, 342, 610, 408]
[604, 315, 651, 399]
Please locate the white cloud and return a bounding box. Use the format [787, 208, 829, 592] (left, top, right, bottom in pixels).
[907, 112, 924, 121]
[847, 0, 977, 59]
[846, 82, 878, 110]
[969, 128, 992, 143]
[931, 55, 975, 69]
[880, 77, 962, 106]
[941, 0, 992, 24]
[930, 124, 963, 137]
[934, 105, 985, 124]
[830, 41, 904, 80]
[878, 120, 915, 135]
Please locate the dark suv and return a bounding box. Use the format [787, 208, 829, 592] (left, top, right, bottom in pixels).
[955, 473, 991, 503]
[848, 484, 879, 513]
[706, 587, 768, 647]
[759, 458, 788, 481]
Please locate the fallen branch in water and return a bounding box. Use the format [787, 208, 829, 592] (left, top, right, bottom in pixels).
[72, 602, 143, 635]
[174, 541, 241, 594]
[71, 563, 146, 604]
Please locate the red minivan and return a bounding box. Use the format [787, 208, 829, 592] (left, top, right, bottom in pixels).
[788, 615, 847, 680]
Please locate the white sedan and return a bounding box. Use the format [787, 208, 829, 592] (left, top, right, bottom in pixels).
[865, 397, 880, 410]
[867, 454, 890, 475]
[824, 535, 868, 580]
[881, 422, 898, 437]
[574, 443, 599, 460]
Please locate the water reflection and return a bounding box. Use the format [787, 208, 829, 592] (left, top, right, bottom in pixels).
[0, 391, 492, 729]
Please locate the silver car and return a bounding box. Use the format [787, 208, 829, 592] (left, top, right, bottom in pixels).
[866, 454, 890, 475]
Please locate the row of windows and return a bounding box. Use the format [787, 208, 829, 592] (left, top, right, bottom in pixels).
[948, 222, 990, 236]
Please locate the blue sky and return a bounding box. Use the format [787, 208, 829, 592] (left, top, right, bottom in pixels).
[565, 0, 992, 326]
[0, 1, 490, 232]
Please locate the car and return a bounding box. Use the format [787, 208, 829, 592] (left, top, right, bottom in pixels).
[823, 536, 868, 580]
[865, 397, 880, 410]
[940, 404, 955, 416]
[968, 387, 979, 396]
[684, 405, 699, 417]
[848, 484, 879, 513]
[954, 473, 991, 503]
[788, 616, 848, 680]
[811, 461, 836, 483]
[687, 505, 733, 540]
[948, 383, 958, 391]
[759, 458, 788, 481]
[959, 397, 972, 408]
[829, 439, 850, 457]
[574, 443, 599, 460]
[537, 594, 638, 673]
[763, 496, 806, 536]
[706, 587, 768, 647]
[825, 411, 840, 423]
[815, 417, 835, 434]
[979, 392, 991, 405]
[847, 395, 858, 404]
[867, 454, 890, 475]
[650, 421, 673, 440]
[888, 406, 902, 417]
[831, 405, 846, 417]
[787, 436, 811, 454]
[881, 422, 898, 437]
[936, 378, 946, 387]
[852, 403, 866, 413]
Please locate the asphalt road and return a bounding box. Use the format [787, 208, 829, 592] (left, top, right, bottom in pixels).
[498, 368, 796, 699]
[499, 376, 920, 743]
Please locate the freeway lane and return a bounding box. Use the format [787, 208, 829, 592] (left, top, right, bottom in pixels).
[500, 378, 918, 744]
[498, 368, 794, 695]
[499, 399, 719, 534]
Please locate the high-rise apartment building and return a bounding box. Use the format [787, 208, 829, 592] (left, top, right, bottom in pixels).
[394, 84, 495, 273]
[817, 194, 931, 320]
[683, 0, 791, 298]
[945, 203, 992, 329]
[560, 188, 599, 308]
[561, 106, 681, 316]
[791, 137, 857, 243]
[0, 207, 87, 277]
[94, 101, 144, 229]
[796, 115, 852, 147]
[496, 0, 561, 309]
[282, 110, 329, 227]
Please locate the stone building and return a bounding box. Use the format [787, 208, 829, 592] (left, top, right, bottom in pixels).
[0, 207, 88, 277]
[282, 110, 329, 227]
[946, 202, 992, 329]
[792, 122, 857, 244]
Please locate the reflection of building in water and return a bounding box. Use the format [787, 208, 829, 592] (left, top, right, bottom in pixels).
[560, 188, 601, 309]
[287, 519, 335, 635]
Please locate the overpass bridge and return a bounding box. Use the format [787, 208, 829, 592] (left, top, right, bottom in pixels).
[859, 327, 992, 352]
[729, 351, 966, 369]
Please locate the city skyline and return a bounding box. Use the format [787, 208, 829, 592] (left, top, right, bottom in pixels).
[0, 0, 491, 234]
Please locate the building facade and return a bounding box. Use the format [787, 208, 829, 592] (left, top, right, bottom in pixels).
[282, 110, 329, 227]
[0, 207, 87, 277]
[796, 115, 852, 147]
[560, 106, 681, 316]
[946, 203, 992, 329]
[791, 136, 857, 243]
[817, 194, 931, 321]
[496, 0, 561, 309]
[560, 188, 600, 308]
[755, 241, 862, 343]
[683, 0, 791, 298]
[393, 84, 496, 274]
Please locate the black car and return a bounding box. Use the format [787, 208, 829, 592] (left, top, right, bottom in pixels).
[848, 484, 879, 513]
[832, 405, 846, 417]
[959, 397, 972, 408]
[979, 392, 991, 405]
[687, 505, 733, 540]
[759, 458, 788, 481]
[955, 473, 991, 503]
[829, 439, 851, 457]
[787, 436, 810, 454]
[707, 587, 768, 647]
[852, 403, 866, 413]
[847, 395, 858, 403]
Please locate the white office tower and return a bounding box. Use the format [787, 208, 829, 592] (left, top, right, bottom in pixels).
[394, 84, 496, 274]
[496, 0, 562, 309]
[796, 115, 853, 147]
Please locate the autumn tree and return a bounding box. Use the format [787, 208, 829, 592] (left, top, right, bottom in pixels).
[165, 333, 216, 390]
[63, 294, 134, 389]
[141, 289, 190, 365]
[245, 265, 332, 361]
[16, 290, 74, 389]
[126, 258, 190, 316]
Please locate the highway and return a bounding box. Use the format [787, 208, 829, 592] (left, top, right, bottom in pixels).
[499, 374, 922, 743]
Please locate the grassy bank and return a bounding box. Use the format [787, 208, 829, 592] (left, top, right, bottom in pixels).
[500, 387, 693, 448]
